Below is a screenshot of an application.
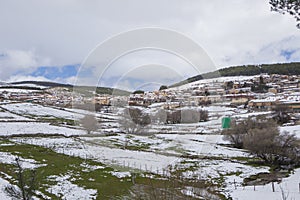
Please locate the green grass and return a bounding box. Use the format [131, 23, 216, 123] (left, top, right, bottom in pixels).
[0, 141, 133, 199]
[39, 117, 78, 126]
[0, 139, 230, 199]
[87, 137, 152, 151]
[0, 140, 216, 199]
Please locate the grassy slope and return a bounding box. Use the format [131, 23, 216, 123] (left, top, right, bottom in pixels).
[0, 140, 132, 199]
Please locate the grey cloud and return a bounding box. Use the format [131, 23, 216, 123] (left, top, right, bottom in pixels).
[0, 0, 299, 82]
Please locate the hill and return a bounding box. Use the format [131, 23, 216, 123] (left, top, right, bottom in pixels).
[171, 62, 300, 87]
[7, 81, 130, 96]
[10, 81, 73, 88]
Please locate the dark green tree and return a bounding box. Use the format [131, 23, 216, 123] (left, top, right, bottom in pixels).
[270, 0, 300, 28]
[133, 90, 144, 94]
[159, 85, 168, 90]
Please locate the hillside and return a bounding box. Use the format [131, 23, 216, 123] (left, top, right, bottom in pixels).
[10, 81, 73, 88]
[7, 81, 130, 96]
[171, 62, 300, 87]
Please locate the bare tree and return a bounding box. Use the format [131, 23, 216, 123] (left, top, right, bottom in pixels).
[80, 114, 98, 134]
[243, 126, 280, 164]
[5, 157, 37, 200]
[119, 107, 151, 135]
[222, 116, 265, 148]
[223, 116, 300, 167]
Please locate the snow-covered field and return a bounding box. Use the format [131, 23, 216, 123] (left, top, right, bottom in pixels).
[5, 118, 298, 200]
[0, 108, 31, 121]
[0, 85, 299, 199]
[230, 168, 300, 200]
[0, 122, 86, 136]
[1, 103, 84, 120]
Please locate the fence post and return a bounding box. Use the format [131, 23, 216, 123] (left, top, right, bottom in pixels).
[234, 179, 237, 190]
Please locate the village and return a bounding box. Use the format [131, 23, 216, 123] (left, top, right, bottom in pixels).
[1, 74, 299, 114]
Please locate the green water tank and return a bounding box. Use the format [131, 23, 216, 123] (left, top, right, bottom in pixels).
[222, 117, 231, 129]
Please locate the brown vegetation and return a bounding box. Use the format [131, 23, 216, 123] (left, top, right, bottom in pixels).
[223, 116, 300, 167]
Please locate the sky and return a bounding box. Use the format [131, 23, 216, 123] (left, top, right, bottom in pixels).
[0, 0, 299, 91]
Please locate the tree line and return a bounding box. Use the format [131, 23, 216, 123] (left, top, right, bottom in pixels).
[171, 62, 300, 87]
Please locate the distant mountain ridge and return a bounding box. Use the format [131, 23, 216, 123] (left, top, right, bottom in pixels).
[10, 81, 73, 88]
[3, 81, 130, 95]
[171, 62, 300, 87]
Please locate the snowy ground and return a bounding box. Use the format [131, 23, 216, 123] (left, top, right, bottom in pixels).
[0, 151, 46, 169]
[230, 168, 300, 200]
[280, 125, 300, 138]
[0, 122, 86, 136]
[0, 97, 300, 199]
[0, 177, 12, 200]
[0, 108, 31, 121]
[1, 103, 84, 120]
[47, 174, 97, 200]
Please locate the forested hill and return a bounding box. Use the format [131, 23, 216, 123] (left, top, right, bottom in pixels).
[171, 62, 300, 87]
[216, 62, 300, 77]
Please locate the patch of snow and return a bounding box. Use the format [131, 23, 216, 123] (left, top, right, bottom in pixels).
[80, 162, 104, 172]
[0, 88, 41, 93]
[1, 103, 83, 120]
[0, 177, 12, 200]
[0, 110, 31, 121]
[47, 174, 97, 200]
[111, 171, 131, 178]
[230, 168, 300, 200]
[280, 125, 300, 138]
[0, 152, 46, 169]
[0, 122, 86, 136]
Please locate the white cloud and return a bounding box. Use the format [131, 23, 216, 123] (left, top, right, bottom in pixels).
[59, 76, 78, 85]
[0, 0, 299, 83]
[0, 50, 50, 81]
[189, 0, 300, 67]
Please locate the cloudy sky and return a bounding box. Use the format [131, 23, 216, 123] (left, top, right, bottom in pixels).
[0, 0, 299, 90]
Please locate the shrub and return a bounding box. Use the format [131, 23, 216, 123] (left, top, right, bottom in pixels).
[223, 116, 300, 167]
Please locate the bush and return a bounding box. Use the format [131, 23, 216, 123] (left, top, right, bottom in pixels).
[119, 107, 151, 135]
[223, 116, 300, 167]
[80, 114, 98, 134]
